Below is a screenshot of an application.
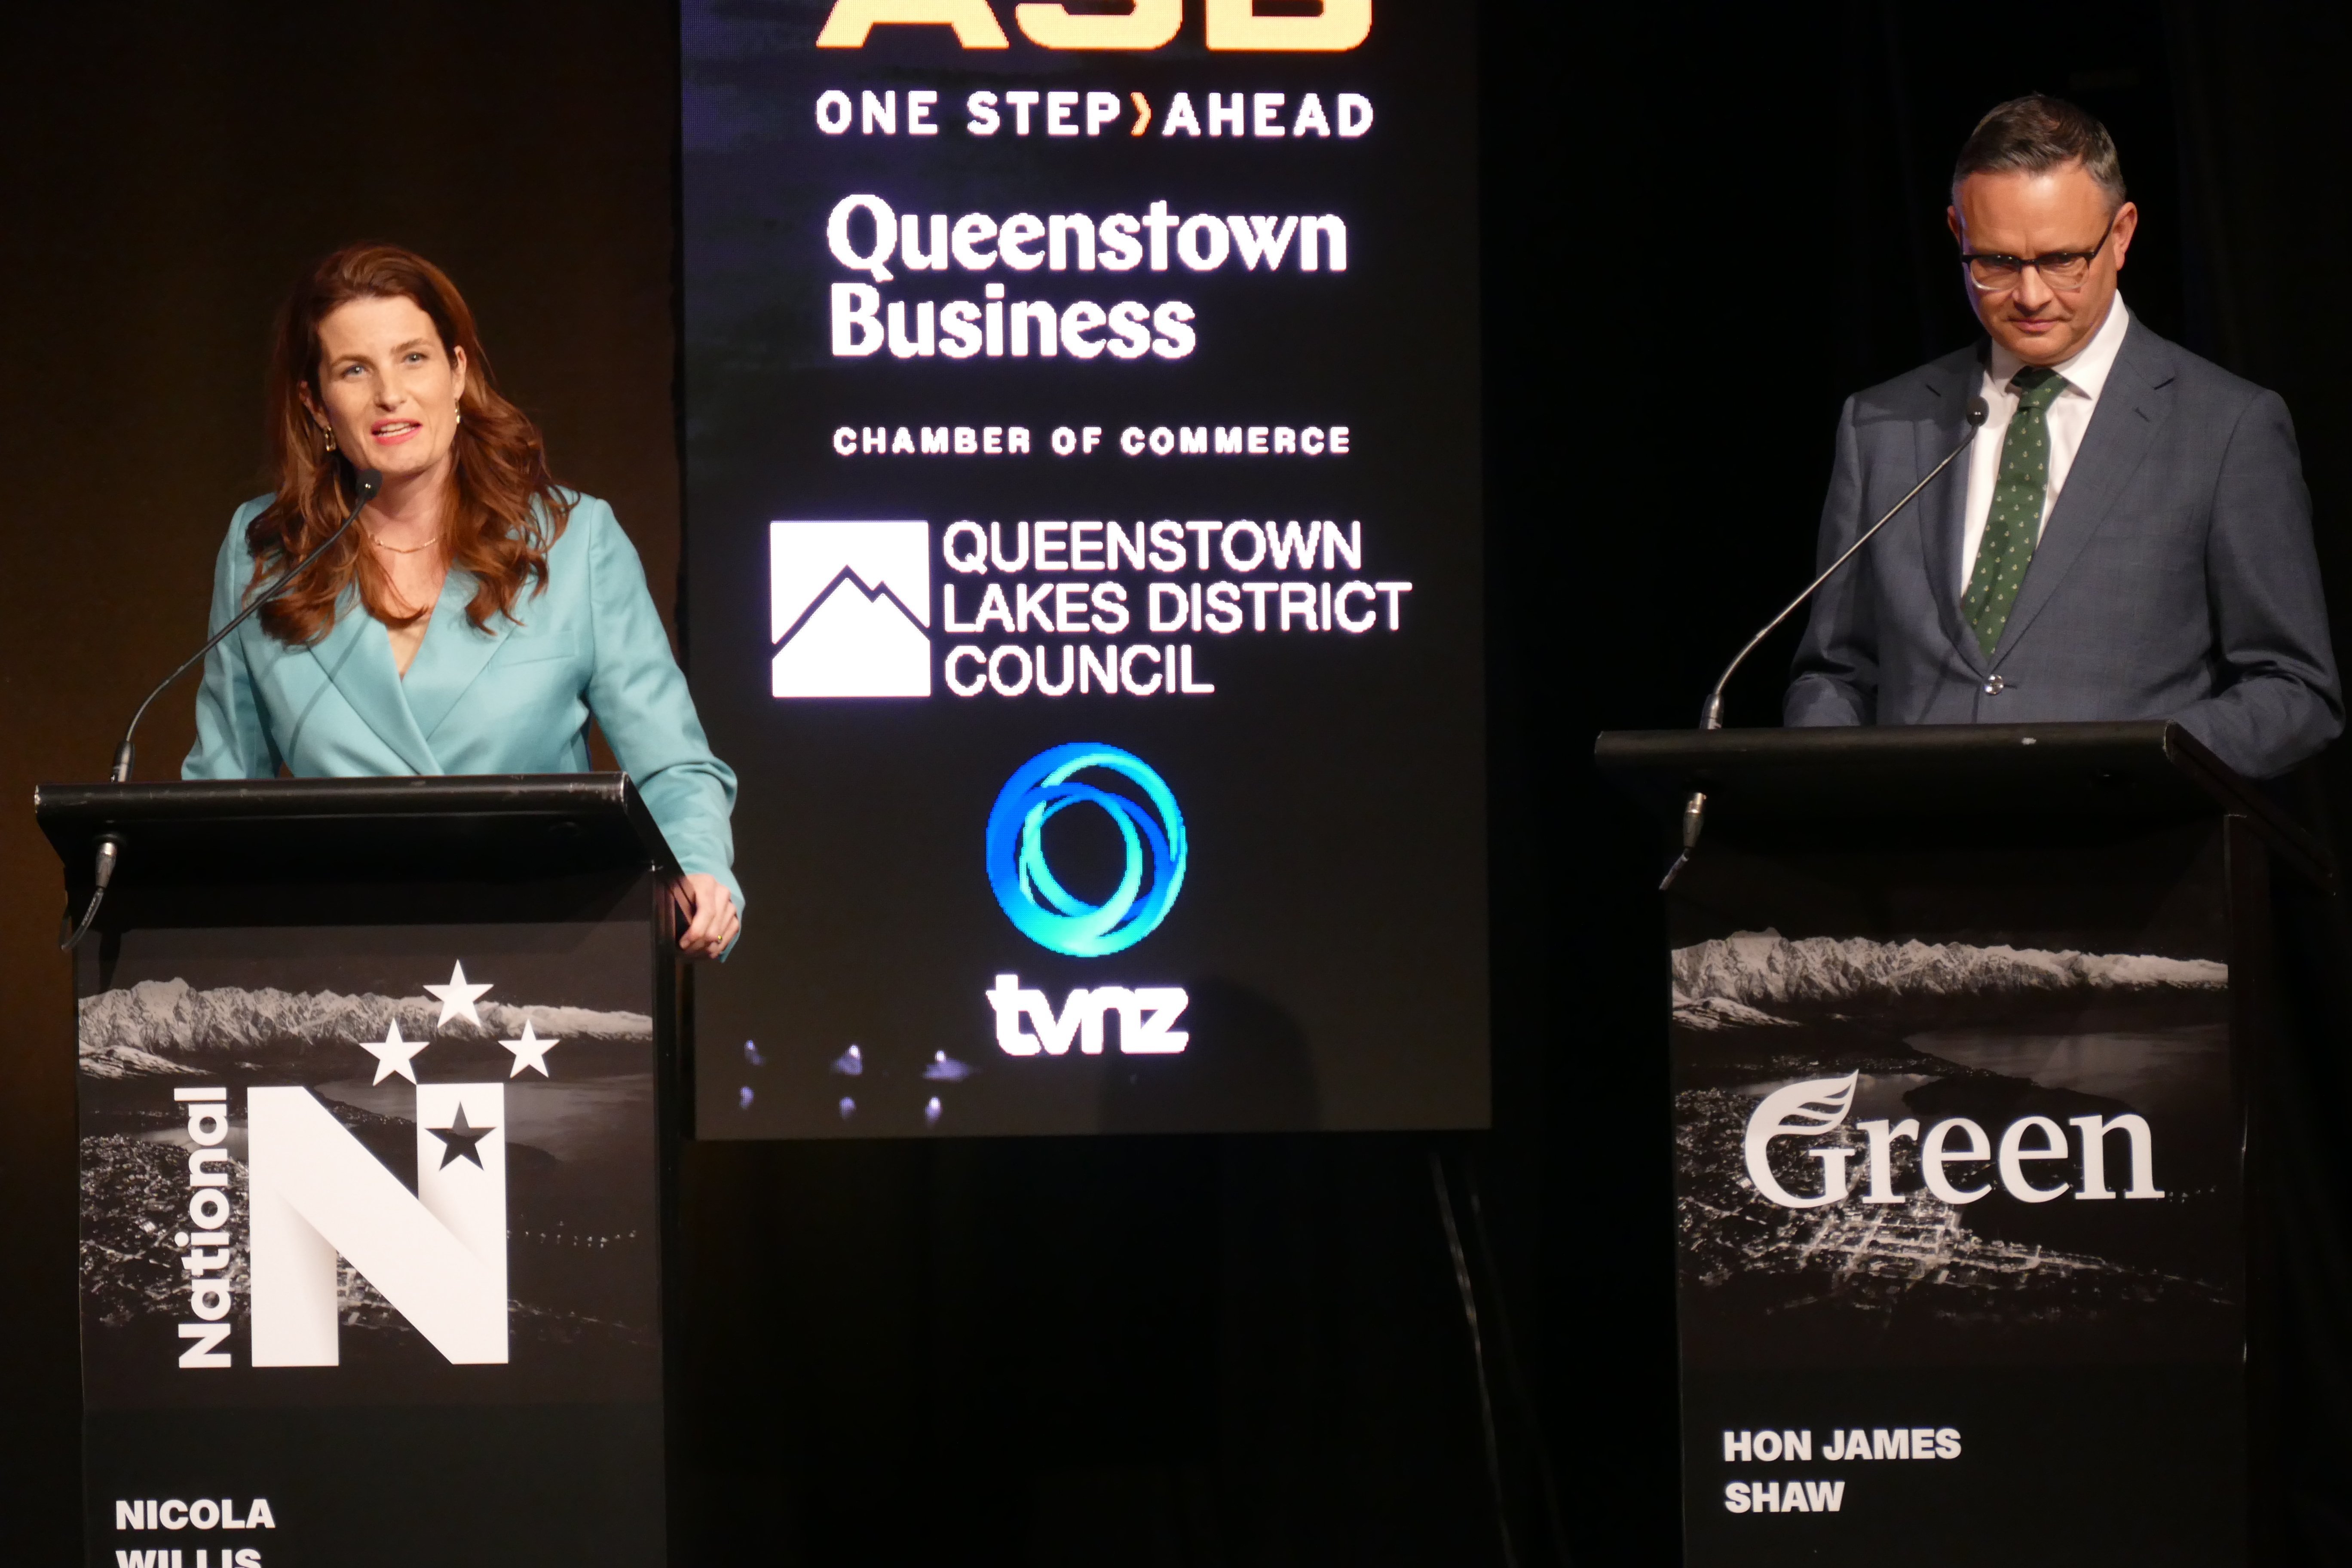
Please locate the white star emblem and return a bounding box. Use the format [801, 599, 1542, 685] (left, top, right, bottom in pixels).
[499, 1018, 561, 1079]
[360, 1018, 429, 1085]
[424, 961, 494, 1029]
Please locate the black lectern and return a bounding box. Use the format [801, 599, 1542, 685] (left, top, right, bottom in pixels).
[37, 775, 683, 1568]
[1595, 723, 2329, 1568]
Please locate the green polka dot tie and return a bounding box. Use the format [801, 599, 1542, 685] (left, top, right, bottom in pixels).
[1962, 364, 2066, 657]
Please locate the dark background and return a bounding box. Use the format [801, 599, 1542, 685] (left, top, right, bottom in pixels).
[5, 2, 2351, 1562]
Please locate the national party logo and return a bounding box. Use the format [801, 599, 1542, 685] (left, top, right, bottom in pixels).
[78, 961, 658, 1377]
[983, 743, 1191, 1057]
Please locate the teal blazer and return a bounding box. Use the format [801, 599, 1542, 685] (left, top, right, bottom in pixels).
[183, 493, 744, 916]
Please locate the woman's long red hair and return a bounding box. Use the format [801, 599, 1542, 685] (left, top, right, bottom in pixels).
[248, 243, 573, 645]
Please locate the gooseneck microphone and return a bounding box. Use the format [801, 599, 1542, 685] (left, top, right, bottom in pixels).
[62, 469, 383, 950]
[1659, 400, 1988, 891]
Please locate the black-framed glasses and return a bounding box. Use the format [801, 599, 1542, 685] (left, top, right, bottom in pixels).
[1957, 216, 2116, 293]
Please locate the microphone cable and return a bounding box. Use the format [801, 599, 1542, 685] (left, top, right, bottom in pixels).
[1461, 1153, 1571, 1565]
[62, 469, 383, 950]
[1659, 399, 1988, 890]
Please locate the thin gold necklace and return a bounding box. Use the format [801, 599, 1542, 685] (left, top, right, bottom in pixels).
[365, 528, 440, 556]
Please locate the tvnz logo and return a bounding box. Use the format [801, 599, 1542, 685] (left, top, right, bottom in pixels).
[983, 743, 1190, 1056]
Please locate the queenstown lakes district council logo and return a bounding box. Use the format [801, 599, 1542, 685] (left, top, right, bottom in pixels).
[766, 516, 1404, 702]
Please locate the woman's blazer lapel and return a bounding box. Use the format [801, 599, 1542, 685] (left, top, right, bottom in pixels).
[305, 584, 441, 774]
[399, 569, 510, 748]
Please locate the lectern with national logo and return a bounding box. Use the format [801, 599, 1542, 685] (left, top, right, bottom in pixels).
[39, 774, 684, 1568]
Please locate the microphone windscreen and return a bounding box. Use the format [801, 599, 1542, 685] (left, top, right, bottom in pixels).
[354, 468, 385, 500]
[1966, 396, 1990, 427]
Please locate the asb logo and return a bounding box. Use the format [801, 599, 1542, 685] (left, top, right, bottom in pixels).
[817, 0, 1371, 52]
[771, 520, 932, 698]
[987, 742, 1185, 956]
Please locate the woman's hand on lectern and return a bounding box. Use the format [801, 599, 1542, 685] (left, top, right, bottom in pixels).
[673, 874, 741, 959]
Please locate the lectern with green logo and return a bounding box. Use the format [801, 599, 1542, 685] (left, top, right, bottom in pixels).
[1597, 722, 2327, 1568]
[39, 775, 683, 1568]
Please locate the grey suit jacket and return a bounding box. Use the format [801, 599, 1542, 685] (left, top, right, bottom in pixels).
[1785, 318, 2342, 779]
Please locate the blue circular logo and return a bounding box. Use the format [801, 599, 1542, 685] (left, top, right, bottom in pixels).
[986, 743, 1187, 957]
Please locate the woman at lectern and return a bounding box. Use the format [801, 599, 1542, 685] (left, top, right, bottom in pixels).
[181, 242, 742, 957]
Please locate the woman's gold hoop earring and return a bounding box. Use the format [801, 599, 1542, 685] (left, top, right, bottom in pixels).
[321, 425, 337, 453]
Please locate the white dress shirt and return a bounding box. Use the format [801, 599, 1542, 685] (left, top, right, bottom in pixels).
[1960, 294, 2133, 590]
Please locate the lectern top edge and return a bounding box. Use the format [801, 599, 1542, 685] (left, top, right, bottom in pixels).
[36, 771, 637, 817]
[34, 772, 682, 887]
[1591, 721, 2335, 892]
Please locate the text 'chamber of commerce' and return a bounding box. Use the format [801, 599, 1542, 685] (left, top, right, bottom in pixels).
[682, 0, 1488, 1137]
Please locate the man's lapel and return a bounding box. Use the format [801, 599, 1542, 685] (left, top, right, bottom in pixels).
[1989, 320, 2175, 667]
[308, 585, 441, 774]
[401, 569, 508, 744]
[1915, 348, 1989, 677]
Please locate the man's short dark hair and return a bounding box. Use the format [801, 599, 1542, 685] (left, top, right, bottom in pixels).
[1953, 94, 2127, 209]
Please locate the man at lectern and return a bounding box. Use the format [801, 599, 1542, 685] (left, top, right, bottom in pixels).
[1785, 94, 2341, 780]
[181, 242, 744, 956]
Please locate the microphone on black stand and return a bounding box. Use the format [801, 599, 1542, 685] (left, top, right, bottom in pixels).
[62, 468, 384, 950]
[1659, 400, 1988, 891]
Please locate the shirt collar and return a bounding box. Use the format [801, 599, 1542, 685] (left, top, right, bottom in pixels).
[1988, 293, 2131, 399]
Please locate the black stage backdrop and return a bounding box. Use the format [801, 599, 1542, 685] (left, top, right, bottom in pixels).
[3, 2, 2352, 1563]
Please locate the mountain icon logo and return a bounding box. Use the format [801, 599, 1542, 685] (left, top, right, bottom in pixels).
[770, 521, 931, 698]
